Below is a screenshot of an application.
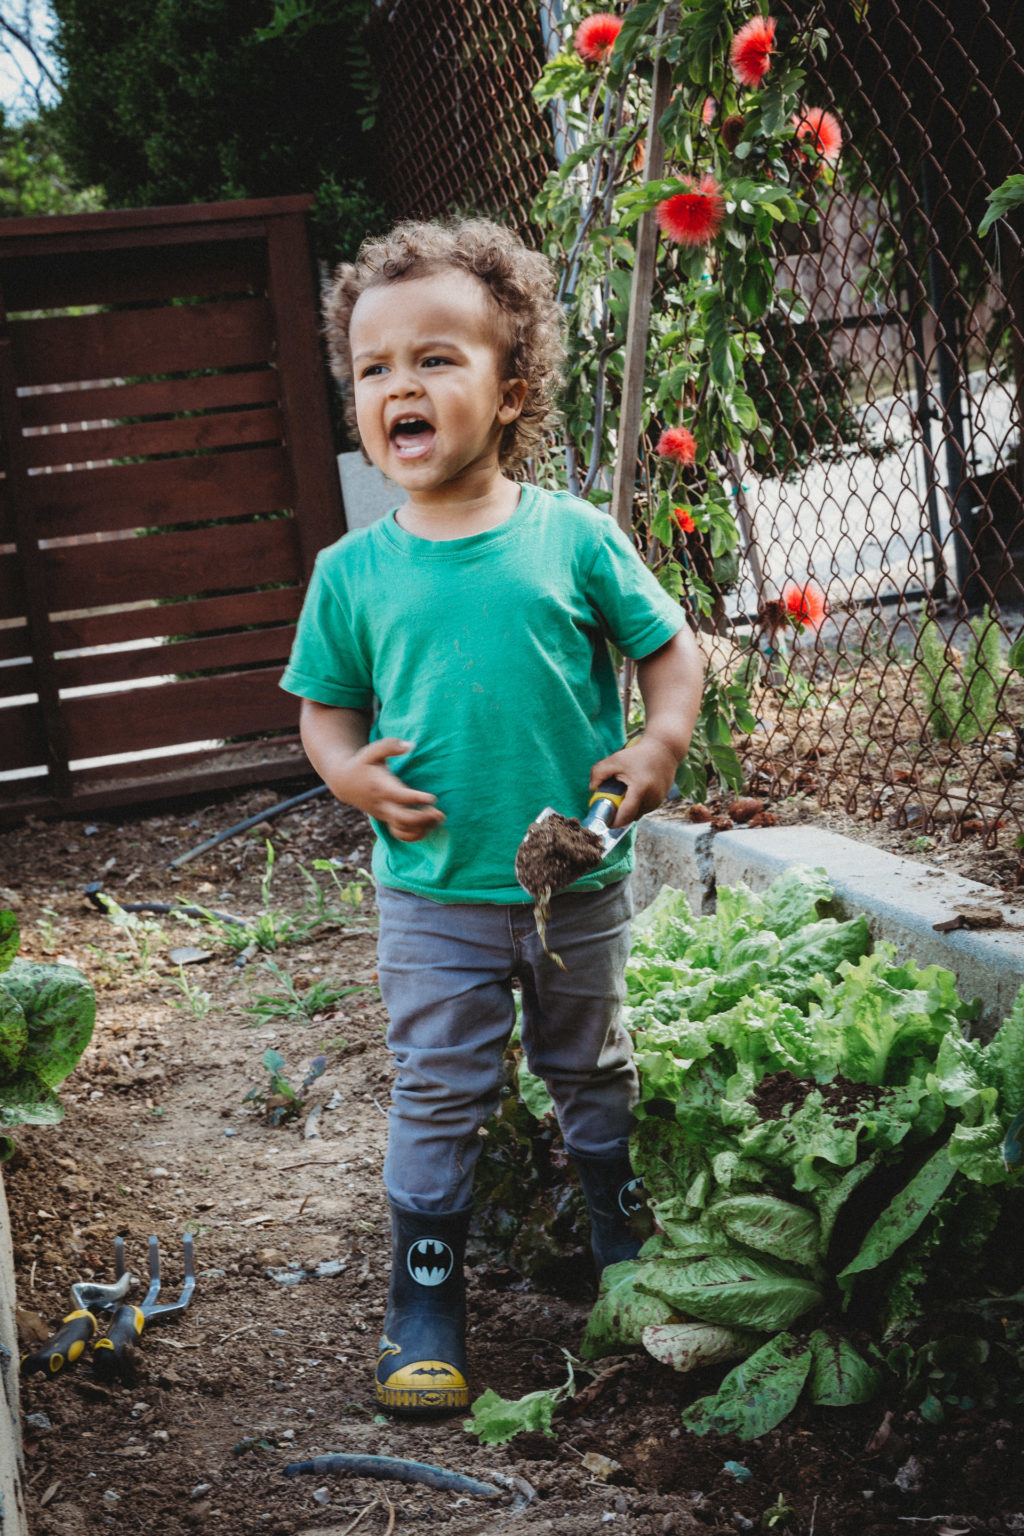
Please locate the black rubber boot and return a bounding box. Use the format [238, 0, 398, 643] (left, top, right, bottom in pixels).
[374, 1202, 471, 1418]
[568, 1146, 648, 1274]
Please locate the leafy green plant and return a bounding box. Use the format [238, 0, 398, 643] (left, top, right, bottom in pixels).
[0, 910, 96, 1160]
[247, 958, 371, 1022]
[300, 859, 371, 926]
[466, 1352, 587, 1445]
[918, 608, 1005, 744]
[472, 867, 1024, 1443]
[532, 1, 853, 780]
[242, 1048, 326, 1127]
[168, 966, 219, 1019]
[91, 893, 164, 976]
[575, 867, 1024, 1437]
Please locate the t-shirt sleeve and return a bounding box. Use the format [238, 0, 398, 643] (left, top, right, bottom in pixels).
[279, 552, 375, 709]
[585, 516, 686, 659]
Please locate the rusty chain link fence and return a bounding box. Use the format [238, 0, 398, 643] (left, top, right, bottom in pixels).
[372, 0, 1024, 876]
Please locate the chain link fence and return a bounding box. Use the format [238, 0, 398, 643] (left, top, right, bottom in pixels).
[372, 0, 1024, 875]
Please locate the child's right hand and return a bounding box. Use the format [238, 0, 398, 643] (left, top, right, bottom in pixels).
[329, 738, 445, 843]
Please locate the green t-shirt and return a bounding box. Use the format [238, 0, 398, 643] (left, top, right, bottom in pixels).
[280, 484, 684, 903]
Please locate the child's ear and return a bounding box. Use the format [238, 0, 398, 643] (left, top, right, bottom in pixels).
[497, 377, 528, 424]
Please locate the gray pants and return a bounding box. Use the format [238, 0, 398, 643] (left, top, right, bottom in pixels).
[376, 879, 637, 1213]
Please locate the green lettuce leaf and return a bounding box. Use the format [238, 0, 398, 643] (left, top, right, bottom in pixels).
[642, 1321, 760, 1373]
[681, 1332, 814, 1439]
[705, 1194, 822, 1270]
[1, 959, 96, 1088]
[807, 1329, 881, 1405]
[580, 1261, 677, 1358]
[636, 1252, 823, 1330]
[0, 1074, 65, 1129]
[0, 911, 18, 977]
[837, 1142, 959, 1295]
[0, 989, 28, 1077]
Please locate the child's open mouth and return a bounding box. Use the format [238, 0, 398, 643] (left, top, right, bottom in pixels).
[390, 417, 436, 459]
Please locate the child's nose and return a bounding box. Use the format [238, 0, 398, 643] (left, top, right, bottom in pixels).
[387, 368, 422, 398]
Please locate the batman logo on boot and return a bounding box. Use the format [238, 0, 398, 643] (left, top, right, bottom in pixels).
[407, 1237, 454, 1287]
[618, 1177, 646, 1218]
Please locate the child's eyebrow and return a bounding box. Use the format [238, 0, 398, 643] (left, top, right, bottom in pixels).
[352, 336, 466, 363]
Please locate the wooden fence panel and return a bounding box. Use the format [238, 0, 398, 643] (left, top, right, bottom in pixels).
[0, 197, 344, 820]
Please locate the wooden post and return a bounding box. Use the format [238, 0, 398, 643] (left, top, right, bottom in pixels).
[608, 30, 675, 539]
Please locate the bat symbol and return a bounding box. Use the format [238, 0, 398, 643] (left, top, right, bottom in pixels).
[618, 1177, 646, 1216]
[407, 1239, 454, 1286]
[411, 1366, 451, 1378]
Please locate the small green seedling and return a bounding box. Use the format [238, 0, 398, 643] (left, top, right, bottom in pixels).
[243, 1048, 327, 1126]
[247, 958, 370, 1023]
[91, 893, 164, 976]
[169, 964, 218, 1017]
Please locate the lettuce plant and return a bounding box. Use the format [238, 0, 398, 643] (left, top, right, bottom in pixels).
[0, 910, 96, 1160]
[576, 867, 1024, 1438]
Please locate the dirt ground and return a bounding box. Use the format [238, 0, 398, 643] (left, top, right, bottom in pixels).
[3, 783, 1024, 1536]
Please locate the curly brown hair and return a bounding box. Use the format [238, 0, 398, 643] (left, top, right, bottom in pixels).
[323, 218, 565, 473]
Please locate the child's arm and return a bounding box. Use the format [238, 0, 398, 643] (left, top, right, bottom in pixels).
[589, 626, 704, 826]
[299, 700, 445, 843]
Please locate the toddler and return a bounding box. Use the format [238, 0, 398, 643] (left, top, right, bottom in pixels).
[281, 217, 704, 1417]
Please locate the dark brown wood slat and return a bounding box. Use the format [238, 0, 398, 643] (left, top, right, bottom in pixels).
[0, 561, 23, 623]
[0, 657, 31, 690]
[265, 215, 346, 565]
[62, 665, 299, 758]
[0, 700, 46, 772]
[50, 587, 303, 651]
[54, 624, 297, 688]
[12, 297, 274, 387]
[0, 744, 309, 824]
[0, 623, 29, 663]
[19, 370, 280, 429]
[32, 445, 294, 536]
[2, 240, 267, 314]
[24, 406, 284, 469]
[0, 195, 313, 245]
[43, 518, 300, 610]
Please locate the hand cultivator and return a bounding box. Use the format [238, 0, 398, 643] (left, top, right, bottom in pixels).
[22, 1234, 196, 1384]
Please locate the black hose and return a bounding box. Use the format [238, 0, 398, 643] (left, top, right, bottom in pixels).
[83, 885, 245, 927]
[167, 784, 329, 870]
[281, 1453, 502, 1499]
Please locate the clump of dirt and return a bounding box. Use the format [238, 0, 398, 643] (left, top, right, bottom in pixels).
[515, 812, 605, 965]
[752, 1070, 889, 1122]
[515, 812, 605, 900]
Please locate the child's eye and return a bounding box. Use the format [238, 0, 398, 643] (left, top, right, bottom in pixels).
[422, 355, 453, 368]
[359, 363, 386, 378]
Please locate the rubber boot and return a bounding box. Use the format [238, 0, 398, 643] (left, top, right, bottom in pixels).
[374, 1202, 471, 1418]
[568, 1146, 648, 1274]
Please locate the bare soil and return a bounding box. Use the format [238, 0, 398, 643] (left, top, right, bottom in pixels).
[3, 785, 1024, 1536]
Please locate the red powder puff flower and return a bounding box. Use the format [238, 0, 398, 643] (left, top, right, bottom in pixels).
[731, 14, 777, 88]
[656, 175, 725, 247]
[783, 580, 827, 630]
[793, 107, 843, 165]
[672, 507, 697, 532]
[702, 95, 718, 126]
[575, 12, 623, 63]
[656, 426, 697, 464]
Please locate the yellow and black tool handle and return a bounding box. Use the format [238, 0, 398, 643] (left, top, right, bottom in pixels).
[21, 1309, 96, 1377]
[583, 777, 628, 828]
[93, 1303, 146, 1381]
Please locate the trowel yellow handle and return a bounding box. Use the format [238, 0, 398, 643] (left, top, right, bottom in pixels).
[584, 777, 628, 827]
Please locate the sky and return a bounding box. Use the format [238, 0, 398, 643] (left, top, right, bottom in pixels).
[0, 0, 58, 120]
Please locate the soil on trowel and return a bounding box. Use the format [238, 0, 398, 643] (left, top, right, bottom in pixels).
[515, 813, 605, 902]
[514, 813, 606, 966]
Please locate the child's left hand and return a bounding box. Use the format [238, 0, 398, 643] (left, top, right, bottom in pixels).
[589, 734, 679, 828]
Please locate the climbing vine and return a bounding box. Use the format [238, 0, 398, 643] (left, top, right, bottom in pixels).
[534, 0, 840, 786]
